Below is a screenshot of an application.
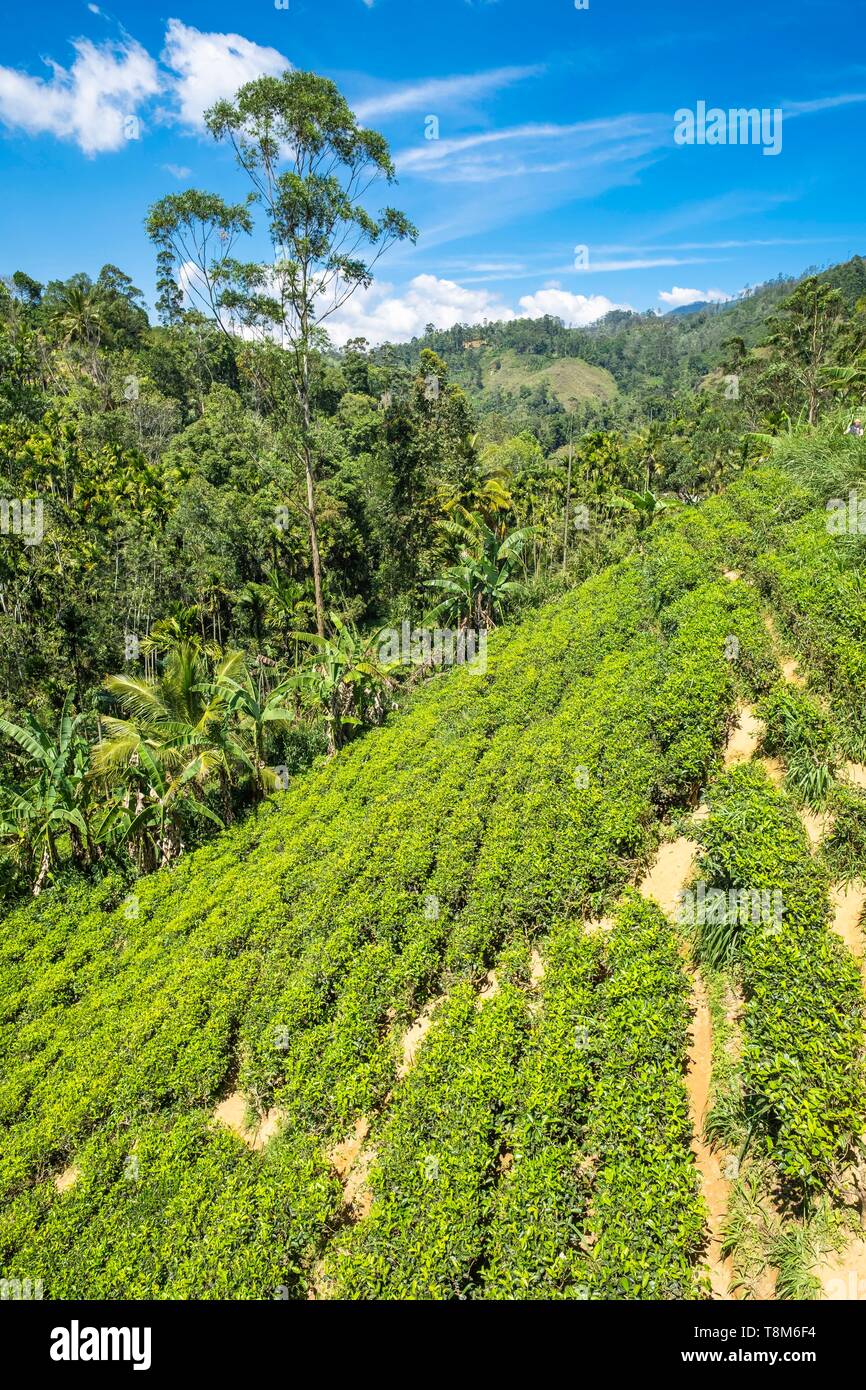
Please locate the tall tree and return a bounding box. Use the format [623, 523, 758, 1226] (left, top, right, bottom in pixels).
[763, 277, 846, 426]
[146, 71, 416, 637]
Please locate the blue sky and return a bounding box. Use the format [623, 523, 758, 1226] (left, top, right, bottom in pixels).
[0, 0, 863, 342]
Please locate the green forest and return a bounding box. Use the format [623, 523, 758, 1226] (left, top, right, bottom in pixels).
[3, 69, 866, 1304]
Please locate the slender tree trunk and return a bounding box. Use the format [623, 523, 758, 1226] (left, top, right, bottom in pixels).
[304, 442, 326, 639]
[33, 844, 51, 896]
[562, 418, 574, 574]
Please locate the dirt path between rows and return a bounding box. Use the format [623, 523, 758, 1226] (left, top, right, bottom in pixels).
[687, 973, 734, 1298]
[638, 828, 734, 1297]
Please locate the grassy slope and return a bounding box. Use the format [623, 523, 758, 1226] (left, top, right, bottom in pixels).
[480, 349, 618, 406]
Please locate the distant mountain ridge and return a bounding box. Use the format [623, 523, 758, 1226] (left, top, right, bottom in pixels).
[665, 300, 717, 317]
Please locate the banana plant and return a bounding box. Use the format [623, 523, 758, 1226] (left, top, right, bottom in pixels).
[0, 693, 96, 893]
[288, 615, 395, 754]
[611, 487, 673, 533]
[425, 511, 531, 628]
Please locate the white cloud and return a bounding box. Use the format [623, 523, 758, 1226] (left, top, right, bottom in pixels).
[658, 285, 732, 307]
[0, 20, 288, 154]
[0, 36, 160, 155]
[354, 66, 542, 121]
[517, 287, 632, 326]
[323, 273, 516, 346]
[161, 19, 288, 131]
[162, 162, 191, 179]
[319, 273, 630, 346]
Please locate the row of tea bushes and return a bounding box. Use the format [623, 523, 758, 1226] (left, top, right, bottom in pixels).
[582, 895, 707, 1300]
[480, 923, 602, 1299]
[694, 764, 865, 1192]
[0, 1111, 338, 1299]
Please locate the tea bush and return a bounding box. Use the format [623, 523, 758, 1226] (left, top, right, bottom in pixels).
[695, 765, 865, 1190]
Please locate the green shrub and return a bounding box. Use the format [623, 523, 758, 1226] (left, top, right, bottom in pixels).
[695, 765, 865, 1192]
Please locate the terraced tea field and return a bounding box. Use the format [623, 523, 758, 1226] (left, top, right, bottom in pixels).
[3, 436, 866, 1300]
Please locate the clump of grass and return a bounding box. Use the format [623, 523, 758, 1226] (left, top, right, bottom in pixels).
[823, 783, 866, 883]
[835, 704, 866, 763]
[769, 1199, 850, 1301]
[723, 1157, 855, 1300]
[770, 417, 866, 501]
[759, 683, 837, 806]
[722, 1160, 779, 1298]
[785, 746, 837, 806]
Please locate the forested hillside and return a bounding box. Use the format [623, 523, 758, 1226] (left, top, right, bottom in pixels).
[381, 257, 866, 446]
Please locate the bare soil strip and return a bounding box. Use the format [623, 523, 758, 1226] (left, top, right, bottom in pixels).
[687, 973, 734, 1298]
[396, 995, 444, 1079]
[477, 969, 499, 1005]
[801, 808, 833, 850]
[637, 826, 735, 1297]
[54, 1164, 80, 1193]
[212, 1091, 283, 1152]
[529, 948, 545, 986]
[328, 1116, 376, 1222]
[723, 704, 762, 768]
[830, 882, 866, 962]
[639, 836, 699, 918]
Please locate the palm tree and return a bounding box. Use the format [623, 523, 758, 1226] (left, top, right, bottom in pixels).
[49, 283, 110, 350]
[94, 644, 252, 841]
[237, 571, 315, 666]
[216, 659, 297, 798]
[439, 439, 514, 532]
[140, 604, 220, 662]
[426, 511, 531, 629]
[288, 616, 395, 755]
[0, 694, 97, 893]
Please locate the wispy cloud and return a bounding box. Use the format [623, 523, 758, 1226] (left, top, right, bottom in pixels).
[458, 256, 717, 283]
[353, 65, 542, 121]
[597, 237, 838, 251]
[784, 91, 866, 117]
[396, 113, 667, 183]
